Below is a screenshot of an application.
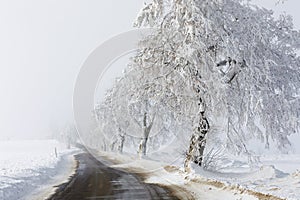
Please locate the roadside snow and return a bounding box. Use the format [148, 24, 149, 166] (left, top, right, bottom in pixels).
[97, 150, 300, 200]
[97, 151, 261, 200]
[0, 140, 79, 200]
[192, 154, 300, 200]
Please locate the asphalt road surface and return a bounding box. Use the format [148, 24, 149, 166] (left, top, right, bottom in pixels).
[48, 152, 179, 200]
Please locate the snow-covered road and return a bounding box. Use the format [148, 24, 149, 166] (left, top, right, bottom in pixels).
[48, 151, 178, 200]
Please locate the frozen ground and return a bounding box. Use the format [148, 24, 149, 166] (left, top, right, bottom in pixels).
[98, 151, 300, 200]
[193, 154, 300, 200]
[0, 140, 79, 200]
[2, 139, 299, 200]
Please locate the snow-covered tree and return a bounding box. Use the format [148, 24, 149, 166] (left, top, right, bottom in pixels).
[94, 69, 180, 156]
[93, 0, 300, 173]
[132, 0, 300, 172]
[52, 124, 79, 148]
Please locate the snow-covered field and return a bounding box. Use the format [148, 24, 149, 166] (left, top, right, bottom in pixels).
[2, 139, 299, 199]
[191, 154, 300, 200]
[98, 151, 300, 200]
[0, 140, 79, 200]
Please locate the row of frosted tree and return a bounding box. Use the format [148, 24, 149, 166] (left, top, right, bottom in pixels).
[90, 0, 300, 172]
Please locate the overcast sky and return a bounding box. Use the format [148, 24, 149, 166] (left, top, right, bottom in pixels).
[0, 0, 145, 139]
[0, 1, 299, 140]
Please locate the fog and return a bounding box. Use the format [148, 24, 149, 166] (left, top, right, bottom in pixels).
[0, 0, 299, 140]
[0, 0, 145, 140]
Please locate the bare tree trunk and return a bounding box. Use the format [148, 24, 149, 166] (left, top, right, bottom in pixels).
[54, 147, 58, 158]
[111, 139, 117, 151]
[142, 132, 149, 155]
[184, 133, 199, 173]
[195, 138, 206, 166]
[117, 128, 126, 153]
[194, 113, 209, 166]
[184, 94, 210, 172]
[119, 134, 125, 153]
[184, 116, 209, 172]
[140, 112, 155, 156]
[102, 140, 107, 151]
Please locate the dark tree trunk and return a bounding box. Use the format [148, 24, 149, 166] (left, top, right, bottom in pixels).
[140, 112, 155, 156]
[194, 113, 209, 166]
[184, 79, 210, 172]
[119, 134, 125, 153]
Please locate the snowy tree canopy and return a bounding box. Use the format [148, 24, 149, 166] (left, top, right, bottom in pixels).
[94, 0, 300, 171]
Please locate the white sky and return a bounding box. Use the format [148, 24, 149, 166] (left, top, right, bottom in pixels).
[253, 0, 300, 29]
[0, 0, 145, 139]
[0, 0, 299, 140]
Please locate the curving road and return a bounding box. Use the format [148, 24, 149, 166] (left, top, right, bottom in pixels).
[48, 152, 179, 200]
